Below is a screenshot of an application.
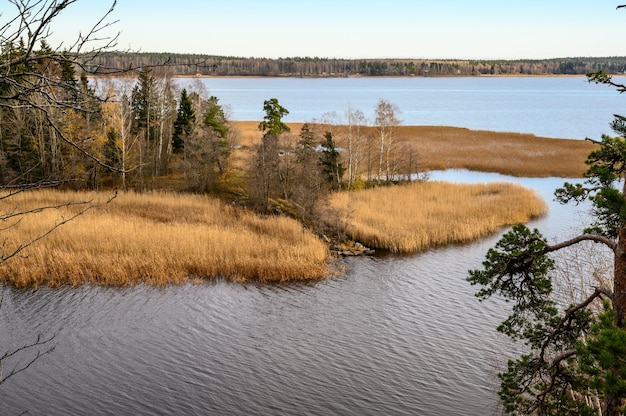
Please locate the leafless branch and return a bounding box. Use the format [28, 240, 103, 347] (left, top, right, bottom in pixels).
[0, 191, 117, 264]
[0, 332, 55, 385]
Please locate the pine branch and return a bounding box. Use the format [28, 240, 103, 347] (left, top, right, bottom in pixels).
[545, 234, 617, 253]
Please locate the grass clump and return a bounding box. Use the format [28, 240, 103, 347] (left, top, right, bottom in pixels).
[0, 190, 329, 287]
[329, 181, 547, 253]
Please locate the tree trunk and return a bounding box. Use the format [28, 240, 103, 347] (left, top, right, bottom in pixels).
[615, 226, 626, 329]
[605, 191, 626, 415]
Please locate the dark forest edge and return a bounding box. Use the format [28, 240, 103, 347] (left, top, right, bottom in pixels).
[88, 52, 626, 77]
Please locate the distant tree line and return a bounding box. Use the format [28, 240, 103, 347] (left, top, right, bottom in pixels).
[0, 35, 418, 221]
[87, 52, 626, 77]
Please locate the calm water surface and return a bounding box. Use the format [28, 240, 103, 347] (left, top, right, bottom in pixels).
[1, 77, 610, 414]
[0, 171, 592, 415]
[192, 76, 626, 139]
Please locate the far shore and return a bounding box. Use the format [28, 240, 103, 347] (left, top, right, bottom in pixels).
[166, 73, 593, 79]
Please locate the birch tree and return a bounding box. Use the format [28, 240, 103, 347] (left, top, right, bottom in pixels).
[344, 107, 367, 189]
[374, 99, 400, 184]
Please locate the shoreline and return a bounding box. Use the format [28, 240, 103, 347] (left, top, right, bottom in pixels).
[91, 73, 598, 80]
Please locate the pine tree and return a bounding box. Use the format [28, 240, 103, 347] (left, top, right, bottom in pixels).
[468, 71, 626, 416]
[250, 98, 290, 212]
[203, 96, 230, 174]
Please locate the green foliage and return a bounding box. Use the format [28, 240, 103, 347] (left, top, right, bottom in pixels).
[556, 135, 626, 238]
[203, 96, 230, 175]
[468, 225, 602, 414]
[104, 128, 121, 169]
[296, 123, 316, 156]
[131, 67, 157, 138]
[578, 302, 626, 412]
[182, 94, 232, 193]
[204, 96, 229, 139]
[470, 67, 626, 415]
[258, 98, 290, 137]
[319, 131, 345, 190]
[60, 54, 79, 103]
[469, 225, 556, 340]
[172, 88, 195, 154]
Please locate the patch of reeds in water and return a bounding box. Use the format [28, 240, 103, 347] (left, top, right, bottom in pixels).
[0, 190, 330, 287]
[329, 181, 548, 253]
[232, 122, 594, 178]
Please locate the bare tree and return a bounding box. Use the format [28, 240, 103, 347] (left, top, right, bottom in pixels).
[344, 106, 367, 189]
[0, 0, 122, 389]
[373, 99, 400, 184]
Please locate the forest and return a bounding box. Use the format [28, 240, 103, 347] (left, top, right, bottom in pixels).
[88, 52, 626, 77]
[0, 35, 435, 235]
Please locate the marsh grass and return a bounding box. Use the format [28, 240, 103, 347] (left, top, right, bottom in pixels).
[329, 181, 547, 253]
[0, 190, 330, 287]
[402, 126, 595, 177]
[232, 122, 594, 178]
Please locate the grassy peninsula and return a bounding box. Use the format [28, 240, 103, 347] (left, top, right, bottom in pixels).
[0, 178, 545, 287]
[0, 122, 587, 287]
[329, 181, 547, 254]
[0, 121, 574, 287]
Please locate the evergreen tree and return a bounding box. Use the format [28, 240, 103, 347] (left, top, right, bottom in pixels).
[258, 97, 290, 137]
[296, 123, 316, 156]
[182, 94, 232, 193]
[172, 88, 195, 154]
[319, 131, 345, 190]
[203, 96, 230, 174]
[131, 67, 156, 137]
[60, 54, 79, 104]
[468, 71, 626, 416]
[291, 124, 327, 227]
[250, 98, 290, 212]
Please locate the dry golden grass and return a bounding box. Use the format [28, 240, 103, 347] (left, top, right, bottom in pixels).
[399, 126, 595, 177]
[0, 190, 330, 287]
[232, 121, 594, 178]
[329, 181, 547, 253]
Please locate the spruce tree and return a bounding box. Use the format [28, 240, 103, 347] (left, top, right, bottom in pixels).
[319, 131, 345, 190]
[172, 88, 195, 154]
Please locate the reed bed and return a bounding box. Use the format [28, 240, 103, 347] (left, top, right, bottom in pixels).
[329, 181, 547, 253]
[232, 122, 594, 178]
[402, 126, 595, 177]
[0, 190, 330, 287]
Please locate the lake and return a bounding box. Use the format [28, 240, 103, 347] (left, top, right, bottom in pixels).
[0, 77, 612, 415]
[190, 76, 626, 140]
[0, 172, 593, 416]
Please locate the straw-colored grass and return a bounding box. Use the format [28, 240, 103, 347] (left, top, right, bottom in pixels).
[400, 126, 595, 177]
[0, 190, 330, 287]
[232, 121, 594, 178]
[329, 181, 547, 253]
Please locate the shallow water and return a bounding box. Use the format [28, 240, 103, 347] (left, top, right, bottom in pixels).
[0, 171, 593, 415]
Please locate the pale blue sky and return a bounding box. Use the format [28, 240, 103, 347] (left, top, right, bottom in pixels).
[3, 0, 625, 59]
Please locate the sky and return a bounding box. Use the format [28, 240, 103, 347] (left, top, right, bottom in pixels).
[3, 0, 625, 60]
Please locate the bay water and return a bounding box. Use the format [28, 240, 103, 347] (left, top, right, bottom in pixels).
[0, 77, 612, 415]
[195, 76, 625, 140]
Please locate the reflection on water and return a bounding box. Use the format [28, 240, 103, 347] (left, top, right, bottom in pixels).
[0, 171, 594, 415]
